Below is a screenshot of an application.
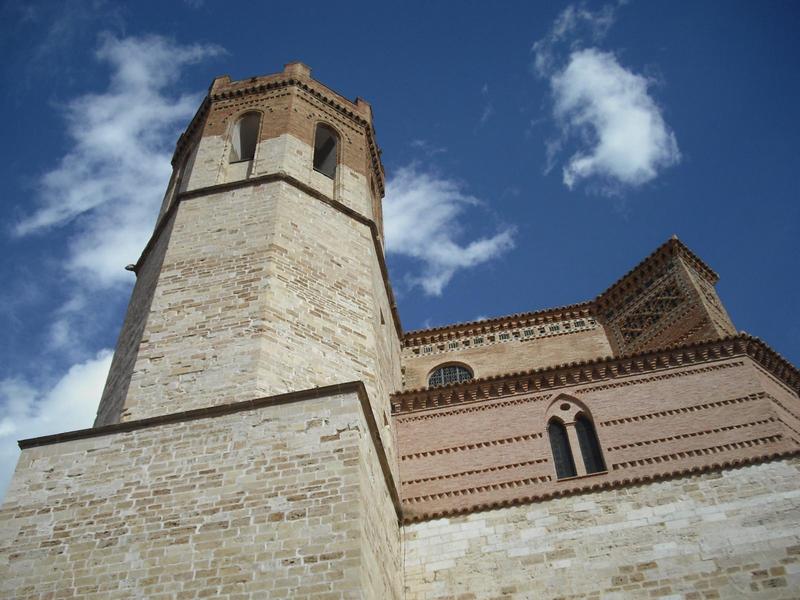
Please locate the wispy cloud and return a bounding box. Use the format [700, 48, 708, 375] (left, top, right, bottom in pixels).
[478, 83, 494, 127]
[409, 139, 447, 157]
[2, 34, 222, 498]
[384, 165, 515, 296]
[532, 2, 618, 78]
[533, 2, 680, 193]
[16, 34, 223, 287]
[0, 350, 112, 499]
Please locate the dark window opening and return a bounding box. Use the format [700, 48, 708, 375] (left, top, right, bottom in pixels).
[313, 124, 338, 178]
[428, 365, 472, 388]
[549, 419, 577, 479]
[575, 415, 606, 474]
[230, 112, 260, 162]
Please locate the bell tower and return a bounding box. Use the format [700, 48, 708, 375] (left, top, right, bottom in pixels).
[96, 62, 401, 436]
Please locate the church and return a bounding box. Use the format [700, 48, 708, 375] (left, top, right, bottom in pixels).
[1, 63, 799, 598]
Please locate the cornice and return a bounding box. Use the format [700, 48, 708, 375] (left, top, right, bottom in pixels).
[401, 451, 800, 524]
[392, 334, 800, 414]
[402, 302, 595, 346]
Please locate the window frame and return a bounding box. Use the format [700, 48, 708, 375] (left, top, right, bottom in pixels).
[312, 122, 340, 179]
[229, 111, 262, 164]
[427, 363, 473, 388]
[548, 418, 578, 479]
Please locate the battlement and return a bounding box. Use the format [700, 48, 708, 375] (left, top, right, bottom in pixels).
[208, 62, 375, 122]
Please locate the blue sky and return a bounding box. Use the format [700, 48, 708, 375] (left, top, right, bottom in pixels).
[0, 0, 798, 496]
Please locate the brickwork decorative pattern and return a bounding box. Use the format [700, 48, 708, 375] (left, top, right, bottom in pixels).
[395, 343, 800, 520]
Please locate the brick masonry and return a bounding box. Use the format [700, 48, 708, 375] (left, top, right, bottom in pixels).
[394, 338, 800, 522]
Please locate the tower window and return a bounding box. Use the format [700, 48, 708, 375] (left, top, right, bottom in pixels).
[428, 364, 472, 388]
[548, 419, 577, 479]
[575, 415, 606, 474]
[313, 124, 338, 178]
[230, 112, 261, 163]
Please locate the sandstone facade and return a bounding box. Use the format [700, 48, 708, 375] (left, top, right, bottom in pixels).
[1, 63, 799, 599]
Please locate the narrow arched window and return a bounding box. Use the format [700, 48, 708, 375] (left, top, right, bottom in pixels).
[230, 112, 261, 162]
[548, 419, 577, 479]
[428, 365, 472, 388]
[313, 124, 338, 178]
[575, 415, 605, 474]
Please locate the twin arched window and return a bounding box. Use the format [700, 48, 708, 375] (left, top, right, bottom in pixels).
[548, 414, 605, 479]
[230, 112, 261, 163]
[428, 364, 472, 387]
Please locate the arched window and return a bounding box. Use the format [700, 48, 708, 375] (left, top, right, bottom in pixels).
[428, 364, 472, 388]
[230, 112, 261, 162]
[313, 124, 338, 178]
[575, 415, 605, 474]
[548, 419, 577, 479]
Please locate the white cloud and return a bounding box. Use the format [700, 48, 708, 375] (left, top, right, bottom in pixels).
[552, 49, 681, 189]
[15, 34, 223, 287]
[384, 165, 515, 296]
[0, 350, 112, 500]
[533, 2, 680, 192]
[1, 35, 221, 499]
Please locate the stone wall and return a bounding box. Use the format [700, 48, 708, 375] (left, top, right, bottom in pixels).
[1, 388, 402, 599]
[403, 457, 800, 599]
[97, 179, 402, 460]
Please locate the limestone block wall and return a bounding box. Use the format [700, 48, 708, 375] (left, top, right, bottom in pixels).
[1, 389, 402, 599]
[97, 179, 402, 477]
[115, 183, 280, 421]
[403, 457, 800, 599]
[256, 180, 402, 473]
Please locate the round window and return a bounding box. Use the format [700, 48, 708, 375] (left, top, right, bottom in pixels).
[428, 365, 473, 388]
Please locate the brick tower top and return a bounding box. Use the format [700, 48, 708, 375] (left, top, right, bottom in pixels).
[159, 61, 387, 242]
